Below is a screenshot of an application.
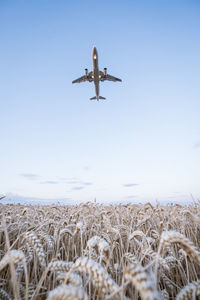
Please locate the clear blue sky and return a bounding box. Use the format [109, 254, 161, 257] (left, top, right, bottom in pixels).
[0, 0, 200, 204]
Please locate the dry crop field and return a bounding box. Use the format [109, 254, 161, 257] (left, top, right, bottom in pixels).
[0, 202, 200, 300]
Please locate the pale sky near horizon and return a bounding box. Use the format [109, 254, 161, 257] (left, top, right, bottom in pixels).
[0, 0, 200, 204]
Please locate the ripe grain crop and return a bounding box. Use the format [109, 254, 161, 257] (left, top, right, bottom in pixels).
[0, 202, 200, 299]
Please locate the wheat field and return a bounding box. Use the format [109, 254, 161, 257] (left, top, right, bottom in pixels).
[0, 202, 200, 299]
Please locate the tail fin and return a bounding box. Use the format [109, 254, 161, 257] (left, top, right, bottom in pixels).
[90, 96, 106, 100]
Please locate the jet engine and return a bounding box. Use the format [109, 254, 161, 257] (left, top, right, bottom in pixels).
[104, 68, 107, 76]
[85, 68, 88, 76]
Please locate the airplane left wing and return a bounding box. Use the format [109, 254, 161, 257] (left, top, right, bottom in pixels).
[99, 71, 122, 82]
[72, 72, 93, 84]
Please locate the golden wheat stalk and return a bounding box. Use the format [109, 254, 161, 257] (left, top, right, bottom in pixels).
[161, 273, 175, 291]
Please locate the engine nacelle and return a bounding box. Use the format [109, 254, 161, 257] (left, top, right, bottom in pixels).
[104, 68, 107, 76]
[85, 68, 88, 76]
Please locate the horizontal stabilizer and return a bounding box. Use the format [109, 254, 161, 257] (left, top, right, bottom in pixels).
[90, 96, 106, 100]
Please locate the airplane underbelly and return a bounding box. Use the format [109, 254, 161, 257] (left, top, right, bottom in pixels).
[94, 71, 99, 81]
[95, 82, 99, 96]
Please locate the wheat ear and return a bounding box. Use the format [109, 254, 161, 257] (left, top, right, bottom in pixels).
[155, 230, 200, 285]
[24, 231, 46, 267]
[48, 261, 74, 272]
[46, 284, 88, 300]
[57, 272, 83, 286]
[0, 250, 26, 271]
[160, 289, 169, 300]
[176, 281, 200, 300]
[31, 261, 74, 299]
[124, 265, 160, 300]
[0, 289, 13, 300]
[159, 231, 200, 264]
[70, 257, 119, 294]
[87, 236, 111, 263]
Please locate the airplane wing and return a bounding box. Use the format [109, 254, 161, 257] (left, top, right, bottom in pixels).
[72, 72, 93, 84]
[0, 196, 5, 200]
[105, 74, 122, 82]
[99, 71, 122, 82]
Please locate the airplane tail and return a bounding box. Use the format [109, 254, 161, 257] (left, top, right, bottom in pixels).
[90, 96, 106, 100]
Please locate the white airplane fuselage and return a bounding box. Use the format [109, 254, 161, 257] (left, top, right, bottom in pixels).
[92, 47, 100, 100]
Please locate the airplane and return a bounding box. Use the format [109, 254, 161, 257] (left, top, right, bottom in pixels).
[72, 46, 122, 100]
[0, 196, 5, 200]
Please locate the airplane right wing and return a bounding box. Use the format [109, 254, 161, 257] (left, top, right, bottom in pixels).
[72, 72, 93, 84]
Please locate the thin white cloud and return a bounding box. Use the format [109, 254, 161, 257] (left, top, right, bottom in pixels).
[123, 183, 139, 187]
[65, 179, 93, 186]
[40, 181, 59, 184]
[20, 173, 39, 180]
[20, 174, 93, 188]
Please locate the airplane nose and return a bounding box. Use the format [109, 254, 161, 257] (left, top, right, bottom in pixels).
[93, 46, 97, 58]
